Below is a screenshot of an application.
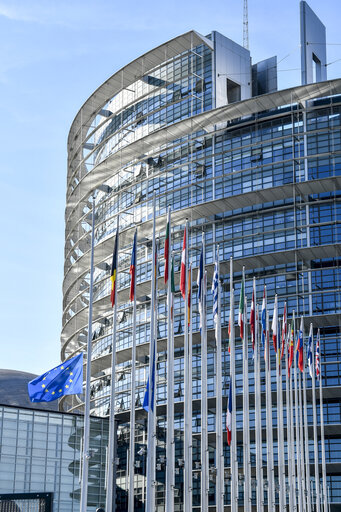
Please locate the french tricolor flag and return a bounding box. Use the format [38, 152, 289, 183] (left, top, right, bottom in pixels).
[226, 380, 232, 446]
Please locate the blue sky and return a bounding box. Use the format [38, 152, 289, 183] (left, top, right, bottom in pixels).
[0, 0, 340, 375]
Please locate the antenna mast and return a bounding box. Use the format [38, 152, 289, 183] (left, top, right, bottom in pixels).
[243, 0, 249, 50]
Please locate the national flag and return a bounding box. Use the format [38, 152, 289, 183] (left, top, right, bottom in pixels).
[28, 353, 83, 403]
[197, 243, 204, 330]
[288, 315, 295, 377]
[129, 230, 137, 302]
[271, 294, 278, 354]
[261, 287, 266, 348]
[307, 323, 314, 378]
[143, 338, 156, 412]
[296, 317, 304, 372]
[316, 329, 320, 380]
[226, 379, 232, 446]
[238, 272, 245, 340]
[180, 228, 186, 299]
[110, 229, 119, 307]
[212, 250, 219, 340]
[250, 282, 255, 352]
[280, 302, 287, 361]
[164, 213, 170, 284]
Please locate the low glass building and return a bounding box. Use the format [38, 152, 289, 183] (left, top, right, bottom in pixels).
[0, 405, 108, 512]
[62, 4, 341, 510]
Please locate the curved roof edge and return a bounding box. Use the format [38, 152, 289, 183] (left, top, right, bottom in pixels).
[65, 77, 341, 218]
[67, 30, 213, 151]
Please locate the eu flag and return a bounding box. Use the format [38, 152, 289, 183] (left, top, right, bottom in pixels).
[28, 353, 83, 403]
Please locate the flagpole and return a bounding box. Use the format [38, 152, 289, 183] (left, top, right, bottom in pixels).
[241, 270, 251, 512]
[152, 246, 158, 506]
[293, 312, 303, 512]
[298, 320, 306, 512]
[318, 330, 328, 512]
[277, 316, 286, 512]
[229, 257, 238, 512]
[302, 320, 312, 512]
[266, 308, 275, 512]
[254, 297, 264, 512]
[128, 229, 137, 512]
[285, 317, 294, 512]
[165, 208, 174, 512]
[184, 220, 192, 511]
[289, 313, 297, 512]
[188, 263, 193, 510]
[276, 327, 282, 511]
[105, 214, 120, 512]
[215, 247, 224, 512]
[80, 200, 96, 512]
[146, 196, 157, 512]
[310, 325, 320, 512]
[200, 233, 208, 512]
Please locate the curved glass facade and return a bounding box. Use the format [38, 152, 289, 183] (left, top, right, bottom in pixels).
[63, 30, 341, 510]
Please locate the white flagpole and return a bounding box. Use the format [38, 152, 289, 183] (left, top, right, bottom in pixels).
[285, 329, 291, 511]
[318, 330, 328, 512]
[276, 327, 285, 512]
[189, 263, 193, 510]
[242, 279, 251, 512]
[200, 233, 208, 512]
[128, 229, 137, 512]
[297, 330, 306, 511]
[289, 314, 297, 512]
[215, 247, 224, 512]
[230, 257, 238, 512]
[310, 325, 320, 512]
[165, 209, 174, 512]
[266, 309, 275, 512]
[255, 298, 264, 512]
[293, 314, 304, 512]
[152, 247, 158, 506]
[276, 330, 280, 511]
[302, 321, 312, 512]
[146, 197, 157, 512]
[105, 214, 120, 512]
[184, 220, 192, 511]
[277, 314, 286, 512]
[80, 200, 96, 512]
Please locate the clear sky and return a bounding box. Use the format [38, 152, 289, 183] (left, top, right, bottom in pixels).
[0, 0, 340, 376]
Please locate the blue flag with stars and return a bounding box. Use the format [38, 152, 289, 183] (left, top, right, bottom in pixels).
[27, 353, 83, 403]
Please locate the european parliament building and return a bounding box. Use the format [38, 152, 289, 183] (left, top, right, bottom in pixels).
[62, 2, 341, 510]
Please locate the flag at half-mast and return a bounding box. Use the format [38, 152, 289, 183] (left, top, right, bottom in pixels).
[238, 271, 245, 340]
[180, 227, 186, 299]
[164, 212, 170, 284]
[271, 294, 278, 354]
[307, 323, 314, 378]
[129, 230, 137, 302]
[250, 282, 255, 352]
[110, 228, 119, 307]
[226, 379, 232, 446]
[296, 317, 304, 372]
[316, 329, 320, 380]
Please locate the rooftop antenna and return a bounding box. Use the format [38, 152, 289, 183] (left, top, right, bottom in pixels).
[243, 0, 249, 50]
